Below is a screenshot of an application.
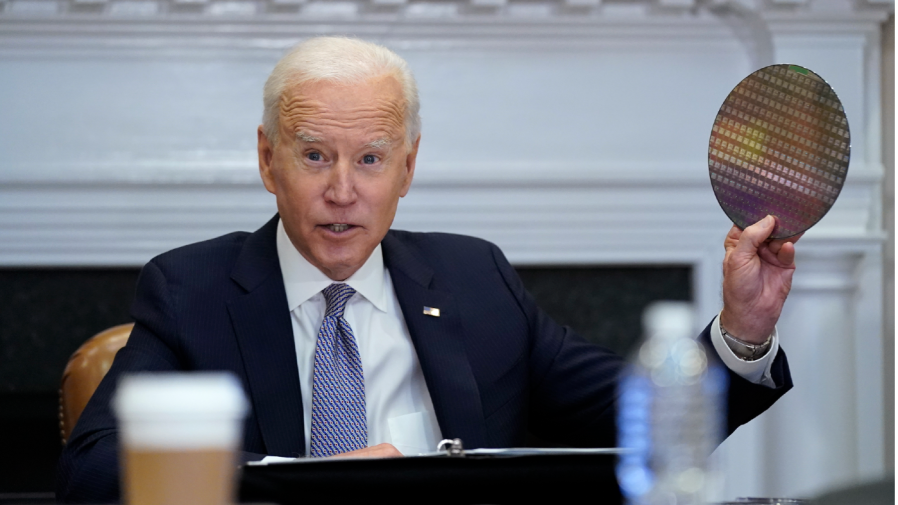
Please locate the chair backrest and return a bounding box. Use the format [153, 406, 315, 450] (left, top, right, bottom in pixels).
[59, 323, 133, 444]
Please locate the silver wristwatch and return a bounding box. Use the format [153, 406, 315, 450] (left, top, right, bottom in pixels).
[720, 323, 772, 362]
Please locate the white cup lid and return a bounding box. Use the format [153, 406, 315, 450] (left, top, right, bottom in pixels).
[113, 372, 249, 420]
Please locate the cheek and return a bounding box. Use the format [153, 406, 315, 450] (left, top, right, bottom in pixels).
[362, 181, 403, 211]
[276, 180, 323, 218]
[278, 162, 321, 194]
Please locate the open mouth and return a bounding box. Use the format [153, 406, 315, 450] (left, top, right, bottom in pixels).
[324, 224, 354, 233]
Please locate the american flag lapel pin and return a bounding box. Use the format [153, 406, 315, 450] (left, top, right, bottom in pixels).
[423, 306, 440, 317]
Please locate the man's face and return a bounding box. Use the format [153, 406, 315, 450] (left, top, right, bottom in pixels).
[258, 75, 418, 281]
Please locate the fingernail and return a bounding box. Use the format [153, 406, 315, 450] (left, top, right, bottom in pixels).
[766, 215, 775, 225]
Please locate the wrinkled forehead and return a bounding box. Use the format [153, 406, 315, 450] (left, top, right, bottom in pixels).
[278, 75, 407, 139]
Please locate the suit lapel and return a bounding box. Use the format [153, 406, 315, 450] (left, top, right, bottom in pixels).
[382, 232, 487, 448]
[228, 215, 305, 457]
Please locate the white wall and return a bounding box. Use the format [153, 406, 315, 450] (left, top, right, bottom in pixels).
[0, 0, 891, 498]
[882, 14, 895, 473]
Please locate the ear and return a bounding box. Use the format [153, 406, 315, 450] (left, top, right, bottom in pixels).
[399, 134, 420, 198]
[257, 125, 277, 195]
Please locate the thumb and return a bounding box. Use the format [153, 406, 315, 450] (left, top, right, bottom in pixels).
[735, 215, 775, 256]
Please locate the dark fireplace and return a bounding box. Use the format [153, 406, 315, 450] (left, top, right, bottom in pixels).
[516, 266, 692, 358]
[0, 265, 691, 494]
[0, 268, 140, 496]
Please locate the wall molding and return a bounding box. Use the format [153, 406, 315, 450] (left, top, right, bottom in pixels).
[0, 0, 890, 57]
[0, 160, 884, 267]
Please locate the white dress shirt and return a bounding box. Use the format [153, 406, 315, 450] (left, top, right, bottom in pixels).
[276, 219, 442, 456]
[273, 218, 777, 458]
[711, 311, 778, 387]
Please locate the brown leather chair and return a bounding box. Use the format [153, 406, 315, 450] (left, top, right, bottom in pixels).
[59, 323, 133, 444]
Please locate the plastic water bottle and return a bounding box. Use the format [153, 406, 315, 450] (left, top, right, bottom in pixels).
[616, 302, 728, 505]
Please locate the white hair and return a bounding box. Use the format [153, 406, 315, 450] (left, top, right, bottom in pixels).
[262, 36, 421, 148]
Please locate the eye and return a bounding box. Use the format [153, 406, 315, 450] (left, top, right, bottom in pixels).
[307, 152, 322, 162]
[362, 154, 378, 165]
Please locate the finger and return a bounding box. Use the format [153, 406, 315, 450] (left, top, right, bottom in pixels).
[757, 243, 780, 266]
[332, 443, 403, 459]
[724, 225, 743, 250]
[776, 241, 796, 266]
[372, 443, 403, 457]
[768, 232, 804, 255]
[726, 225, 742, 241]
[757, 240, 797, 268]
[734, 215, 775, 256]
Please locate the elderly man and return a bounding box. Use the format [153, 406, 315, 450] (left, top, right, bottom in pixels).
[58, 37, 794, 502]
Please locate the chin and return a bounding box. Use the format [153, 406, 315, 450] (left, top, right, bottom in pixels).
[314, 249, 367, 279]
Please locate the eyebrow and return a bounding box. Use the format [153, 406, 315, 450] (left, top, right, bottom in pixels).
[295, 131, 321, 143]
[295, 132, 391, 150]
[365, 137, 392, 149]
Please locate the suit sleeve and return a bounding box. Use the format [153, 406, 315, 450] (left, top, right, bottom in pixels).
[488, 243, 792, 447]
[56, 260, 184, 503]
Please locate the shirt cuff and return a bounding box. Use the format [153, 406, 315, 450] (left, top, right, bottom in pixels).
[259, 455, 300, 464]
[709, 312, 778, 388]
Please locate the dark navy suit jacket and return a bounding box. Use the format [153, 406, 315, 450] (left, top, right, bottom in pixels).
[57, 215, 792, 503]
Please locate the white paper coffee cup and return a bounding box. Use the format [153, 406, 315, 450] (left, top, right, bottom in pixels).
[113, 372, 249, 505]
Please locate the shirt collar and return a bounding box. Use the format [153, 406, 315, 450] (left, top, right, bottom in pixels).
[276, 218, 387, 313]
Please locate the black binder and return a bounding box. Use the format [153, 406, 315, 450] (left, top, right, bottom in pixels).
[239, 449, 623, 504]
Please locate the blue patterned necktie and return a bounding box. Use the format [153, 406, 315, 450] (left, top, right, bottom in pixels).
[310, 283, 367, 457]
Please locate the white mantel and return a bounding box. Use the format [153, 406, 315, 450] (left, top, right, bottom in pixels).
[0, 0, 891, 499]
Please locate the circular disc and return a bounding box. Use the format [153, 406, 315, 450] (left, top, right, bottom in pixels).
[708, 64, 850, 239]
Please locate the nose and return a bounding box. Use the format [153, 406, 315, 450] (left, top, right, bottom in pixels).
[324, 159, 357, 206]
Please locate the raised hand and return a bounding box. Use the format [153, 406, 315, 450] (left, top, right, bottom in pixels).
[720, 215, 801, 344]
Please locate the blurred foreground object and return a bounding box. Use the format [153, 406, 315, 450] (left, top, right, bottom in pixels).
[722, 499, 808, 504]
[708, 64, 850, 239]
[59, 323, 133, 443]
[617, 302, 727, 505]
[113, 373, 249, 505]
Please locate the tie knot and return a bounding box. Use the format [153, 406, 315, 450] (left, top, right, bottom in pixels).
[322, 283, 356, 318]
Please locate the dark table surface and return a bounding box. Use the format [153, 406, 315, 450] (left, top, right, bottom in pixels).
[239, 453, 623, 505]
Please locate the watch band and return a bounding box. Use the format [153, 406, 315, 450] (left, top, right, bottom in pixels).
[720, 323, 772, 362]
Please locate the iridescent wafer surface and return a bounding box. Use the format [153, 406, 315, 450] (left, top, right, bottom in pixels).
[708, 64, 850, 239]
